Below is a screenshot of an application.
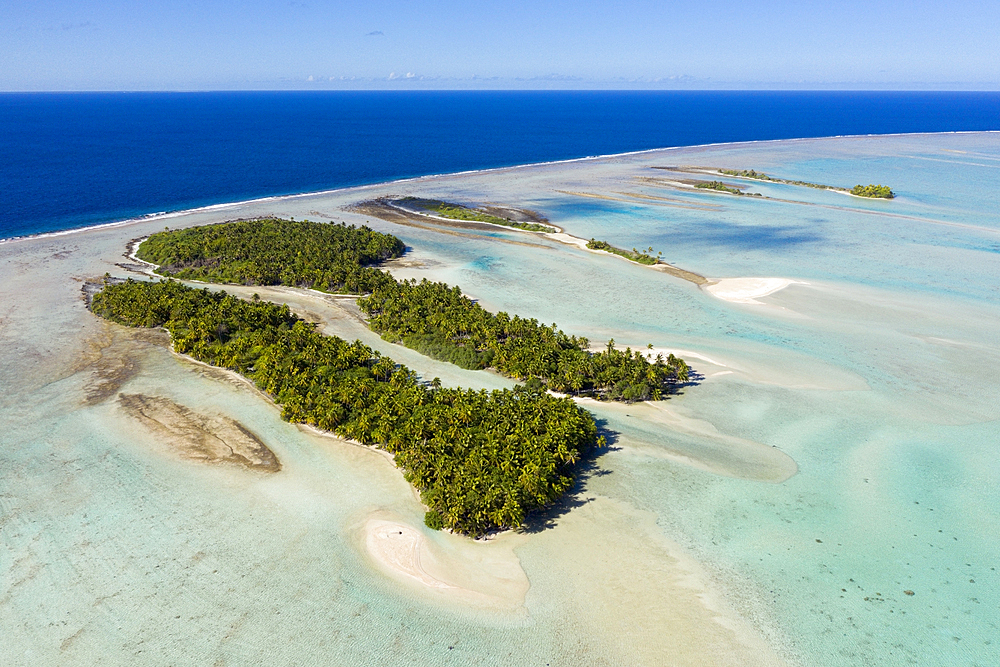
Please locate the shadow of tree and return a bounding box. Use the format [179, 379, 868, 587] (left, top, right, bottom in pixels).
[518, 417, 620, 534]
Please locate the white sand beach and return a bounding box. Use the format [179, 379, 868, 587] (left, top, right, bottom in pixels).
[705, 277, 801, 304]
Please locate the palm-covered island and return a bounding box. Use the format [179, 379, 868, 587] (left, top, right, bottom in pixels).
[715, 168, 895, 198]
[136, 218, 405, 293]
[92, 279, 597, 536]
[135, 218, 689, 400]
[849, 184, 895, 198]
[358, 279, 689, 401]
[100, 217, 692, 534]
[585, 239, 660, 266]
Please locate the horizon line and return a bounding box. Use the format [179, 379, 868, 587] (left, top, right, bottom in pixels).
[4, 87, 1000, 94]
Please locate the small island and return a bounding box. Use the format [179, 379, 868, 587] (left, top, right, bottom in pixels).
[717, 168, 895, 198]
[850, 184, 895, 199]
[396, 197, 557, 232]
[694, 180, 762, 196]
[586, 239, 660, 265]
[717, 168, 844, 191]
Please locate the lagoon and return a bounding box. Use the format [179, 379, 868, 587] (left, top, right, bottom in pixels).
[2, 132, 998, 666]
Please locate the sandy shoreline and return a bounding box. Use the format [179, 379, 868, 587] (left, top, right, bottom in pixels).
[365, 519, 456, 589]
[705, 277, 802, 304]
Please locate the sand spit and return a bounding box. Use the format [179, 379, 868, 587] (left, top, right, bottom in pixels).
[349, 199, 549, 248]
[365, 520, 455, 589]
[362, 517, 530, 609]
[548, 230, 709, 285]
[706, 277, 801, 304]
[118, 393, 281, 471]
[355, 197, 709, 285]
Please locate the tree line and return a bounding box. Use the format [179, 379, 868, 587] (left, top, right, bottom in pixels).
[139, 218, 689, 402]
[358, 278, 689, 402]
[851, 184, 895, 199]
[91, 278, 600, 537]
[138, 218, 405, 294]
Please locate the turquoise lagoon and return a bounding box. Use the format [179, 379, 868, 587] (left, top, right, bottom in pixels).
[1, 133, 998, 665]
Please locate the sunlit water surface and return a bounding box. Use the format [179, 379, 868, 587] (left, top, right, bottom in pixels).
[2, 133, 998, 666]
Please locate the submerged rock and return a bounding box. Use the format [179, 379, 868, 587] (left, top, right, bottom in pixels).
[118, 393, 280, 472]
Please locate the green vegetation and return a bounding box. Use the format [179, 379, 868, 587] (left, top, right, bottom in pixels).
[401, 332, 495, 370]
[718, 168, 774, 182]
[358, 279, 689, 401]
[586, 239, 661, 266]
[718, 168, 894, 199]
[401, 198, 556, 233]
[695, 180, 747, 195]
[850, 184, 895, 199]
[137, 218, 404, 294]
[91, 278, 600, 537]
[137, 218, 689, 403]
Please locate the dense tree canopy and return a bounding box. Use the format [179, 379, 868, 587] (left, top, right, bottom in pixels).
[92, 278, 599, 537]
[137, 218, 405, 294]
[851, 184, 895, 199]
[137, 217, 689, 403]
[358, 278, 689, 402]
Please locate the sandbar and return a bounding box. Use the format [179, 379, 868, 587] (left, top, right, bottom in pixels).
[362, 517, 530, 609]
[705, 277, 800, 304]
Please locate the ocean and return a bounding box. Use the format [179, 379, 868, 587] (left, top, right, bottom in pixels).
[2, 94, 1000, 666]
[3, 90, 999, 240]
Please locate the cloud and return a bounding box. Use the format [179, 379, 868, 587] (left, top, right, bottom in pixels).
[527, 73, 584, 82]
[366, 30, 384, 37]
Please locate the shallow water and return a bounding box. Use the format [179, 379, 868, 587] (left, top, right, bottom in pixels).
[2, 133, 999, 666]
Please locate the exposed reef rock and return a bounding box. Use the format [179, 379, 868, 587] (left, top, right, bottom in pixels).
[118, 393, 280, 472]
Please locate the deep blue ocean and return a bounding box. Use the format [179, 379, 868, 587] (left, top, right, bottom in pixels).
[2, 91, 999, 240]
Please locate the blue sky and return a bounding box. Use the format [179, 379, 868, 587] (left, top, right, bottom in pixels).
[3, 1, 999, 90]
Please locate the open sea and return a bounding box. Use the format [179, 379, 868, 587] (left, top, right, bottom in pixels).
[2, 91, 1000, 240]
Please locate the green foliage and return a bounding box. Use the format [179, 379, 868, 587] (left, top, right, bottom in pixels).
[139, 218, 689, 404]
[851, 184, 895, 199]
[586, 239, 659, 266]
[358, 278, 690, 401]
[137, 218, 405, 294]
[91, 278, 600, 537]
[402, 198, 556, 233]
[719, 168, 772, 181]
[695, 180, 744, 195]
[424, 510, 445, 530]
[716, 169, 896, 199]
[401, 333, 494, 370]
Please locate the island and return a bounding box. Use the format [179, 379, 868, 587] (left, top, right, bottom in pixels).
[586, 239, 659, 265]
[717, 168, 895, 198]
[694, 180, 762, 196]
[91, 277, 600, 537]
[717, 168, 844, 191]
[658, 167, 897, 200]
[850, 184, 895, 199]
[135, 218, 690, 400]
[96, 217, 695, 535]
[394, 197, 557, 232]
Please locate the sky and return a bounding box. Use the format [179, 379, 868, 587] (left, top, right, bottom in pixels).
[3, 0, 999, 90]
